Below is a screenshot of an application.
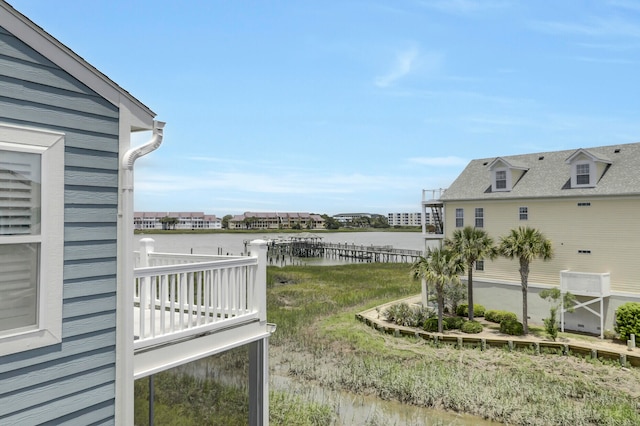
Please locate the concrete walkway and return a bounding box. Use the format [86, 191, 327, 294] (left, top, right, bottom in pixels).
[356, 295, 640, 367]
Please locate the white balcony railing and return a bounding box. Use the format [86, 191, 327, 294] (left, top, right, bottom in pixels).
[422, 188, 446, 203]
[560, 270, 611, 297]
[133, 238, 267, 351]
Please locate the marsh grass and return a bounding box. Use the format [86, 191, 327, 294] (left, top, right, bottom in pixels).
[135, 263, 640, 425]
[134, 372, 249, 425]
[268, 263, 640, 425]
[267, 263, 417, 346]
[134, 371, 334, 426]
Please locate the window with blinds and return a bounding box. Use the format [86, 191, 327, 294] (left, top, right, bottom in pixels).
[0, 123, 63, 356]
[0, 150, 41, 334]
[0, 151, 41, 234]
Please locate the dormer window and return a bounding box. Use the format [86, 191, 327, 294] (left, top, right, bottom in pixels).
[565, 148, 610, 189]
[495, 170, 507, 189]
[576, 163, 590, 185]
[488, 157, 528, 192]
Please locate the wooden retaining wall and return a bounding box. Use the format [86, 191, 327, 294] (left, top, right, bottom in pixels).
[355, 313, 640, 368]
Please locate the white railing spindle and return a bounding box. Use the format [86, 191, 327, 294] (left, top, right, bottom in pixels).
[133, 239, 266, 350]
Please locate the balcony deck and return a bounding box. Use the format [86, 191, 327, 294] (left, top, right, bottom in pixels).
[132, 239, 272, 378]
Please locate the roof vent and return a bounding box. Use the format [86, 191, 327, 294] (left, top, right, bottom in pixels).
[538, 156, 544, 160]
[614, 149, 621, 153]
[482, 161, 488, 166]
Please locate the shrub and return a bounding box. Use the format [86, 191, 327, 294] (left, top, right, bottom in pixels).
[456, 303, 486, 317]
[445, 281, 466, 315]
[461, 320, 483, 334]
[543, 313, 559, 341]
[383, 302, 433, 327]
[443, 316, 466, 330]
[615, 302, 640, 340]
[423, 318, 444, 333]
[383, 303, 401, 324]
[539, 288, 575, 342]
[500, 319, 524, 336]
[485, 310, 517, 324]
[411, 306, 434, 327]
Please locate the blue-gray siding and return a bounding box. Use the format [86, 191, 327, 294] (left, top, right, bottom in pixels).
[0, 24, 119, 425]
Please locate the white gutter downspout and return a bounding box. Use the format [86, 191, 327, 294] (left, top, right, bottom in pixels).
[122, 121, 166, 172]
[116, 120, 165, 425]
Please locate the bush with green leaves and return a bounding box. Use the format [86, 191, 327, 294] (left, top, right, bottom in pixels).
[461, 320, 483, 334]
[500, 319, 524, 336]
[614, 302, 640, 340]
[456, 303, 485, 317]
[423, 318, 444, 333]
[383, 302, 433, 327]
[445, 280, 466, 315]
[443, 316, 466, 330]
[485, 310, 517, 323]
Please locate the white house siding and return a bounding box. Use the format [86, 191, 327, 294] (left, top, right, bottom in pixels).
[444, 196, 640, 332]
[0, 24, 119, 424]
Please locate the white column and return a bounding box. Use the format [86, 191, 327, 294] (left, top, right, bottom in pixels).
[421, 278, 428, 309]
[249, 239, 270, 425]
[249, 337, 269, 425]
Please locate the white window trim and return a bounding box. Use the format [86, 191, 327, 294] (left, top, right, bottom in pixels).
[455, 208, 464, 227]
[492, 168, 510, 192]
[572, 160, 595, 188]
[519, 206, 528, 221]
[475, 207, 484, 228]
[0, 123, 64, 356]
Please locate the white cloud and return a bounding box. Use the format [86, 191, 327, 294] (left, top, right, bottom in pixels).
[135, 169, 420, 196]
[408, 156, 469, 166]
[375, 46, 421, 88]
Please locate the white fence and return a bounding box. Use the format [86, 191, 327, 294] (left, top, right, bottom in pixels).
[133, 238, 267, 350]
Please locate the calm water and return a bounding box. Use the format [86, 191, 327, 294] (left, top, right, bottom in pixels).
[135, 231, 426, 258]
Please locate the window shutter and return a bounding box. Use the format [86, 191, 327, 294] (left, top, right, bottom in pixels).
[0, 151, 41, 236]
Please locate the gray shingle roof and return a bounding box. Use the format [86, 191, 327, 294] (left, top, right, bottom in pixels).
[441, 142, 640, 200]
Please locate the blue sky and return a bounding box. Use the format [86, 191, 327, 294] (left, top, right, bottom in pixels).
[9, 0, 640, 216]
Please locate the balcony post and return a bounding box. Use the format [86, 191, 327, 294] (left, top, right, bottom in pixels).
[248, 239, 269, 424]
[139, 238, 155, 267]
[249, 337, 269, 425]
[249, 239, 268, 324]
[139, 238, 155, 315]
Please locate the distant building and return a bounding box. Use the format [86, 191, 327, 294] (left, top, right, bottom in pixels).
[388, 212, 427, 227]
[332, 213, 371, 224]
[134, 212, 222, 230]
[229, 212, 325, 230]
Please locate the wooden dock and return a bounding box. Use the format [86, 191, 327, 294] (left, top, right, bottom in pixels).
[267, 239, 423, 264]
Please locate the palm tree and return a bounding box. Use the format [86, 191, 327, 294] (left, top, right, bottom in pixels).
[498, 226, 553, 334]
[446, 226, 497, 321]
[411, 247, 464, 333]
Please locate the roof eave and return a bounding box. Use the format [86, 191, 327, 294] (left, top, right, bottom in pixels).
[0, 1, 156, 129]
